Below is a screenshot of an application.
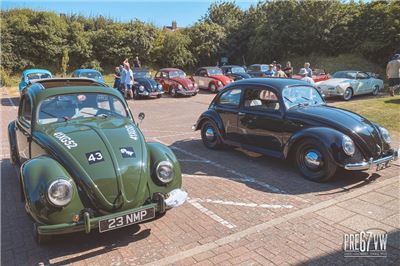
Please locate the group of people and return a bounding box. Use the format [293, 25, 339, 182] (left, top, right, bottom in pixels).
[263, 61, 315, 85]
[113, 56, 142, 99]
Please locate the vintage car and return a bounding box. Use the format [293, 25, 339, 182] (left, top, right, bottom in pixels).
[132, 68, 164, 99]
[221, 65, 252, 81]
[71, 69, 105, 83]
[191, 67, 233, 93]
[316, 70, 384, 101]
[246, 64, 271, 77]
[19, 69, 52, 93]
[193, 78, 398, 182]
[292, 69, 330, 83]
[8, 78, 186, 243]
[155, 68, 198, 97]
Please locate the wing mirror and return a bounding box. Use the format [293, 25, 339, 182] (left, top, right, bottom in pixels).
[137, 112, 145, 126]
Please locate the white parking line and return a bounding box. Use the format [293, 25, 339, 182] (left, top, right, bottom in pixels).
[179, 159, 207, 163]
[192, 198, 293, 209]
[151, 132, 197, 139]
[188, 198, 236, 229]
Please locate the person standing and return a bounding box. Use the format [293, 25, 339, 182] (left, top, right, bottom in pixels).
[113, 66, 121, 89]
[264, 64, 275, 77]
[304, 62, 313, 78]
[386, 54, 400, 96]
[272, 60, 277, 72]
[283, 61, 293, 78]
[274, 64, 287, 78]
[120, 64, 127, 92]
[124, 63, 134, 99]
[133, 56, 141, 68]
[299, 68, 315, 86]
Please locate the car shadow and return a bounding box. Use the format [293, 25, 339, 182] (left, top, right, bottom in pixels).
[169, 139, 388, 197]
[384, 98, 400, 104]
[0, 158, 151, 266]
[0, 97, 19, 107]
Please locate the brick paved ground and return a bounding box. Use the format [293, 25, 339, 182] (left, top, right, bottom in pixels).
[1, 88, 399, 265]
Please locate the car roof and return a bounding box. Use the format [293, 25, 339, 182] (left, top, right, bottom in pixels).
[159, 68, 183, 72]
[225, 78, 311, 91]
[22, 69, 52, 75]
[73, 69, 101, 73]
[199, 66, 221, 70]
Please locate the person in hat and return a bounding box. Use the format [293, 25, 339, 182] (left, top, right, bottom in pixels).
[299, 68, 315, 85]
[386, 54, 400, 96]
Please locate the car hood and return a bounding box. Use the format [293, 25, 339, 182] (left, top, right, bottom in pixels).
[208, 74, 232, 85]
[170, 77, 196, 90]
[34, 117, 148, 212]
[287, 105, 384, 158]
[135, 77, 161, 91]
[317, 78, 353, 87]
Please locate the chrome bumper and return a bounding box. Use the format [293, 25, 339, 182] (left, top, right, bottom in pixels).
[344, 149, 399, 170]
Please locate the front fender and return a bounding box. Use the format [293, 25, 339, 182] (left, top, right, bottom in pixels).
[194, 110, 225, 136]
[8, 121, 19, 165]
[146, 142, 182, 194]
[284, 127, 346, 165]
[20, 156, 84, 225]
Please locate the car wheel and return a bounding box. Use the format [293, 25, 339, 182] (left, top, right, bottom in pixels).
[343, 87, 353, 101]
[169, 86, 177, 97]
[209, 83, 217, 93]
[295, 139, 337, 182]
[201, 121, 223, 149]
[372, 85, 379, 96]
[33, 223, 51, 245]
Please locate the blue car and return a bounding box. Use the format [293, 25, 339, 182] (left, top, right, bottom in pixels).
[71, 69, 105, 83]
[19, 69, 52, 93]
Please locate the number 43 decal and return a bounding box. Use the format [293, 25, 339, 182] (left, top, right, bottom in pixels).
[86, 151, 104, 164]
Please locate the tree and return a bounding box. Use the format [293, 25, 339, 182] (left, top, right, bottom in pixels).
[61, 49, 69, 76]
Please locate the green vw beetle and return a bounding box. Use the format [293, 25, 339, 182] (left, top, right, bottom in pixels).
[8, 78, 187, 243]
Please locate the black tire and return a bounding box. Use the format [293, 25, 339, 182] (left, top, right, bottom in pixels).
[157, 94, 162, 98]
[343, 87, 353, 101]
[201, 121, 223, 149]
[33, 223, 51, 245]
[295, 139, 337, 182]
[372, 85, 379, 96]
[169, 86, 177, 97]
[209, 83, 217, 93]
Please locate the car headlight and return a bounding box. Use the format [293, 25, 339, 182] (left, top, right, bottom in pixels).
[139, 85, 145, 92]
[379, 126, 391, 144]
[157, 84, 163, 90]
[156, 161, 174, 184]
[47, 179, 73, 207]
[177, 84, 183, 90]
[194, 83, 198, 88]
[217, 81, 222, 86]
[342, 135, 355, 156]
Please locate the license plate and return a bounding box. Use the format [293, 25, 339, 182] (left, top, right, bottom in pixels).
[376, 161, 391, 171]
[99, 207, 155, 233]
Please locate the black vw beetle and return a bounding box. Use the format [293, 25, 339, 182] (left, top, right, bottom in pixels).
[132, 68, 164, 99]
[193, 78, 398, 182]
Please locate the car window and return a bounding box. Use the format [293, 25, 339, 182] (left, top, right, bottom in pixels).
[37, 93, 128, 125]
[79, 71, 102, 80]
[21, 95, 32, 124]
[282, 86, 324, 109]
[207, 68, 223, 75]
[244, 88, 280, 111]
[332, 71, 357, 79]
[218, 88, 242, 107]
[261, 65, 268, 71]
[26, 73, 51, 80]
[356, 72, 369, 79]
[199, 69, 207, 77]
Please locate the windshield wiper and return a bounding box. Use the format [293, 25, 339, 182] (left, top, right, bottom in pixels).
[284, 96, 293, 103]
[40, 110, 69, 121]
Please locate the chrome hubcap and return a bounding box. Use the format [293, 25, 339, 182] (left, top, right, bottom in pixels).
[344, 89, 351, 99]
[304, 151, 321, 169]
[205, 127, 215, 141]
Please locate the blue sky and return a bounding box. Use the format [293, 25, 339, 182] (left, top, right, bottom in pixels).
[1, 0, 259, 27]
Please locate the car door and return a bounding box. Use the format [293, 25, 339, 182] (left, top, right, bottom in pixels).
[355, 72, 372, 94]
[197, 69, 209, 89]
[155, 71, 168, 92]
[214, 87, 243, 142]
[238, 86, 284, 154]
[15, 94, 33, 163]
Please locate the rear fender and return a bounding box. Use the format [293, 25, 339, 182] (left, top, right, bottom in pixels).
[8, 121, 19, 165]
[284, 127, 345, 164]
[20, 156, 84, 225]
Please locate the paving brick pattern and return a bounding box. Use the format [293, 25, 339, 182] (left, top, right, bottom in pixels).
[1, 89, 399, 265]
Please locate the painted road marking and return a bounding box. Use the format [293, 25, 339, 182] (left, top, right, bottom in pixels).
[179, 159, 208, 163]
[192, 198, 293, 209]
[188, 198, 236, 229]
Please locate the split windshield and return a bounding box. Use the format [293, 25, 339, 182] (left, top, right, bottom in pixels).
[231, 67, 246, 73]
[169, 70, 186, 78]
[282, 86, 324, 109]
[133, 71, 151, 79]
[207, 69, 223, 75]
[37, 93, 128, 125]
[79, 72, 102, 80]
[26, 73, 51, 80]
[332, 71, 357, 79]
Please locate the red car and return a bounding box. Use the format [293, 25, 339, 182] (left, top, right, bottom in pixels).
[155, 68, 199, 97]
[292, 69, 330, 83]
[191, 67, 233, 93]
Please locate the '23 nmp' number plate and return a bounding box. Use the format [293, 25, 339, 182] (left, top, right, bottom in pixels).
[99, 207, 155, 233]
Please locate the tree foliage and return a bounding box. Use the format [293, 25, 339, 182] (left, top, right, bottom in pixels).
[1, 1, 398, 73]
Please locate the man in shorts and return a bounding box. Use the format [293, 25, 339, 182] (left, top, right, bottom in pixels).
[387, 54, 400, 96]
[124, 62, 134, 99]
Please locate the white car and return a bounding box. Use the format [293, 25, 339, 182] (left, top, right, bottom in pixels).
[316, 70, 383, 101]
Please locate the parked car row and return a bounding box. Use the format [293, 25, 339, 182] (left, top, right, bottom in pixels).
[18, 67, 384, 102]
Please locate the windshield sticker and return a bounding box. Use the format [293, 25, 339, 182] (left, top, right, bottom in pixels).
[54, 132, 78, 149]
[125, 125, 138, 140]
[86, 151, 104, 164]
[120, 147, 136, 158]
